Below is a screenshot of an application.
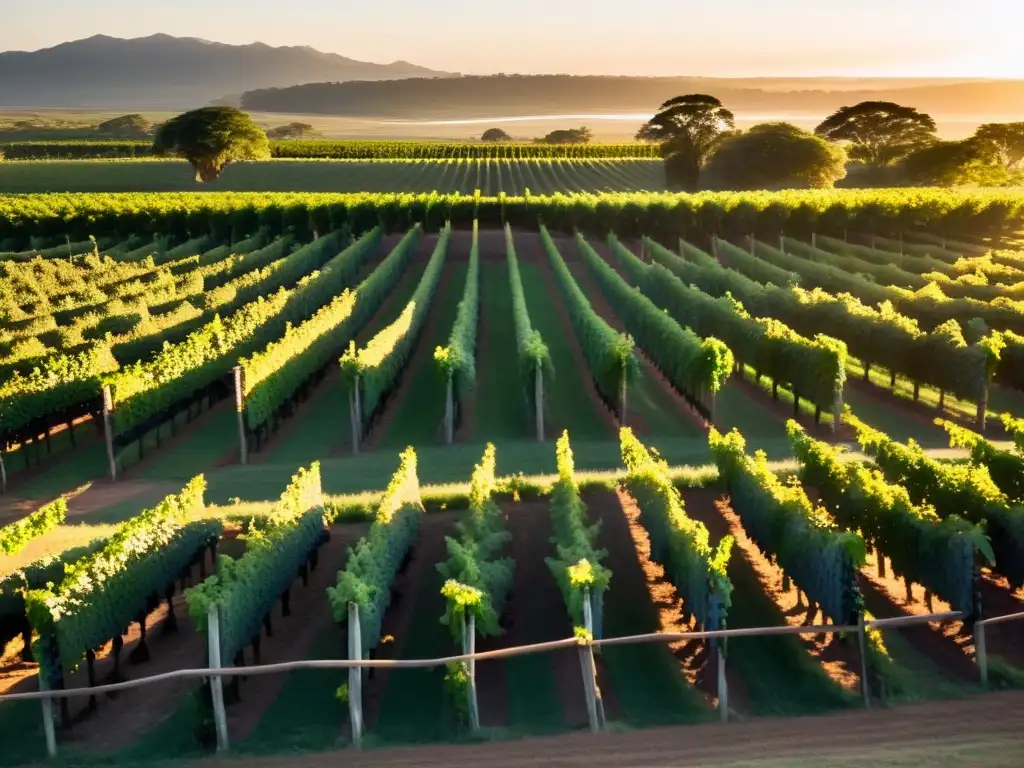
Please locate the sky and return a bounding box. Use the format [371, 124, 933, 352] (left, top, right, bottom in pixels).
[4, 0, 1022, 78]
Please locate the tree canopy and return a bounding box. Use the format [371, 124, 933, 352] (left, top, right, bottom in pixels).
[153, 107, 270, 182]
[701, 122, 847, 191]
[973, 122, 1024, 171]
[97, 114, 152, 137]
[636, 94, 735, 191]
[481, 128, 513, 142]
[815, 101, 936, 166]
[539, 127, 592, 144]
[266, 122, 317, 140]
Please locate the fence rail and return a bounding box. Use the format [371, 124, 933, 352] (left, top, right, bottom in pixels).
[2, 606, 990, 759]
[974, 609, 1024, 686]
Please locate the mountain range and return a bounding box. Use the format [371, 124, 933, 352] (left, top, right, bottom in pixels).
[0, 34, 458, 109]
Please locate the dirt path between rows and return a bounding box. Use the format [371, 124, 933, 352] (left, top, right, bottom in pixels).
[682, 488, 861, 695]
[189, 690, 1024, 768]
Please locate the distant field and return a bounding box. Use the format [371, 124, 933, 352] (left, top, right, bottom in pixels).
[0, 158, 667, 194]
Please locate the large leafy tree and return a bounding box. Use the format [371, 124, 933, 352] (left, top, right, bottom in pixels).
[266, 122, 317, 140]
[540, 127, 592, 144]
[636, 94, 735, 191]
[153, 107, 270, 182]
[901, 139, 1017, 187]
[815, 101, 936, 166]
[701, 123, 847, 191]
[481, 128, 512, 142]
[973, 122, 1024, 171]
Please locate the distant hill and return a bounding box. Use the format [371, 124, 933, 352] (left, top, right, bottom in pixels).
[0, 35, 458, 109]
[241, 74, 1024, 122]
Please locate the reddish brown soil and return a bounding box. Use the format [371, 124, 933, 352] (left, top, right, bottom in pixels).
[513, 232, 617, 438]
[223, 522, 369, 743]
[0, 415, 102, 498]
[362, 512, 455, 731]
[977, 571, 1024, 668]
[362, 256, 457, 453]
[0, 549, 215, 750]
[188, 691, 1024, 768]
[682, 488, 861, 694]
[858, 550, 996, 682]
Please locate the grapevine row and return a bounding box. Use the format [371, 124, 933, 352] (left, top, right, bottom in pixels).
[661, 238, 1000, 414]
[540, 225, 636, 419]
[438, 444, 514, 642]
[708, 426, 863, 625]
[575, 232, 732, 417]
[2, 190, 1021, 246]
[435, 222, 480, 442]
[505, 224, 552, 434]
[846, 413, 1024, 589]
[627, 238, 846, 415]
[546, 431, 611, 636]
[327, 447, 423, 654]
[341, 225, 447, 441]
[620, 428, 732, 630]
[187, 463, 327, 664]
[788, 421, 986, 617]
[0, 497, 66, 556]
[26, 476, 220, 693]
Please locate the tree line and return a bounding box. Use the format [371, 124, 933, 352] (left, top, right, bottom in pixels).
[636, 96, 1024, 191]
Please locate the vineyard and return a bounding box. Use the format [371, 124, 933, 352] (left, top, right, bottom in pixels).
[1, 188, 1024, 765]
[0, 159, 667, 195]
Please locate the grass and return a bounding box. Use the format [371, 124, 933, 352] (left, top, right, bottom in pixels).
[371, 537, 459, 744]
[234, 624, 346, 755]
[376, 261, 468, 449]
[847, 356, 1024, 433]
[474, 263, 533, 441]
[516, 261, 612, 441]
[0, 159, 665, 195]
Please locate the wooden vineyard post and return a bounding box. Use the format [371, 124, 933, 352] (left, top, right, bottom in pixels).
[38, 676, 57, 758]
[444, 377, 454, 445]
[578, 588, 604, 732]
[349, 379, 362, 455]
[975, 621, 989, 686]
[833, 390, 843, 434]
[856, 612, 871, 709]
[102, 385, 117, 482]
[207, 605, 230, 752]
[619, 376, 628, 429]
[811, 232, 817, 249]
[977, 385, 988, 433]
[711, 235, 719, 259]
[748, 234, 755, 255]
[535, 366, 545, 442]
[717, 637, 728, 723]
[778, 233, 785, 253]
[233, 366, 248, 466]
[0, 450, 6, 495]
[464, 613, 480, 734]
[347, 602, 364, 747]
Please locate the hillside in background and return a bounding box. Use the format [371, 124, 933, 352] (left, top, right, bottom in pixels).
[241, 74, 1024, 121]
[0, 35, 458, 109]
